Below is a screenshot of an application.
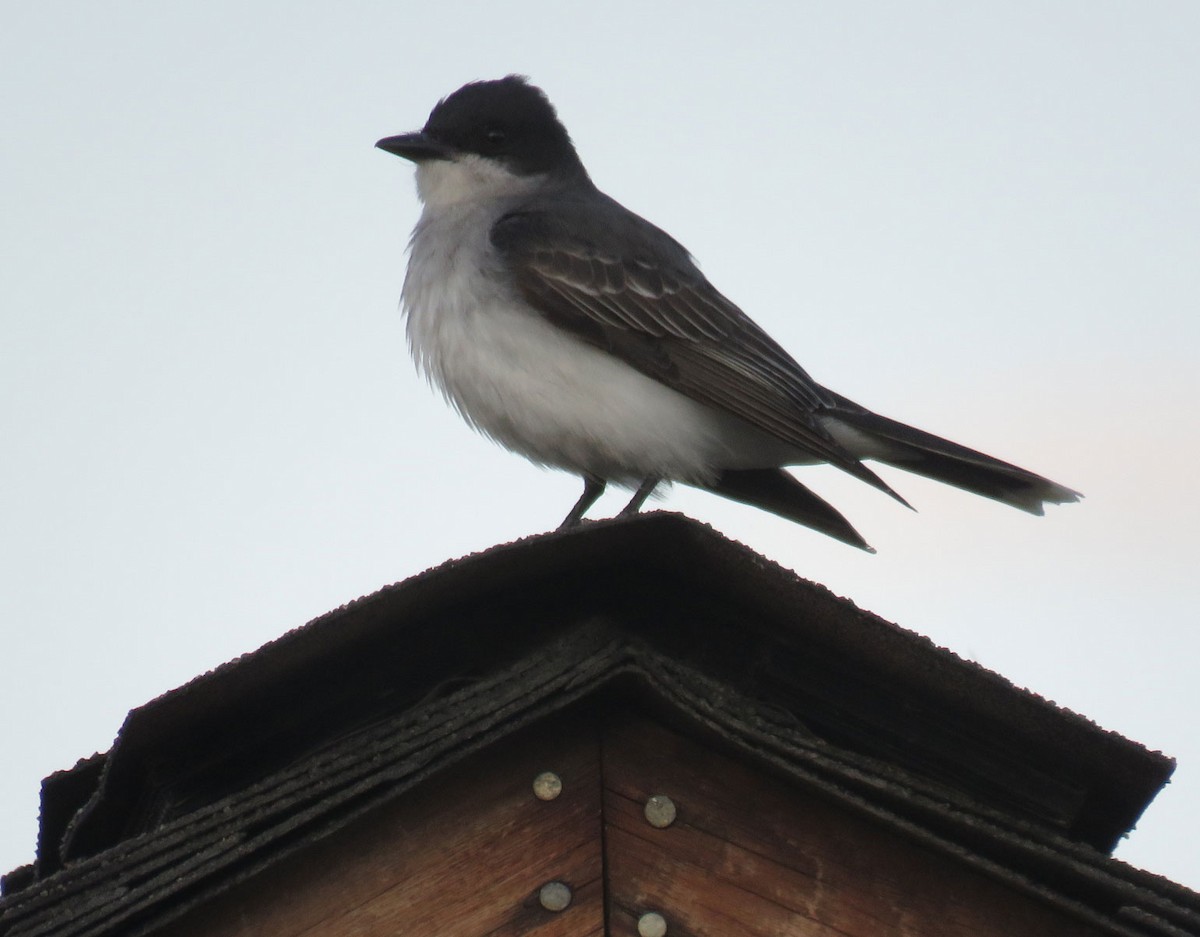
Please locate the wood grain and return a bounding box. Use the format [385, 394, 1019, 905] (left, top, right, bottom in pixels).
[601, 715, 1102, 937]
[155, 710, 1109, 936]
[160, 716, 605, 937]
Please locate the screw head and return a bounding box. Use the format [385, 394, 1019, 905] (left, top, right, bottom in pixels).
[638, 911, 668, 937]
[538, 880, 572, 912]
[532, 771, 563, 801]
[643, 793, 677, 828]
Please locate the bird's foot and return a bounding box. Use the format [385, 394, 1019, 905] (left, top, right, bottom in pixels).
[558, 474, 606, 529]
[617, 476, 660, 516]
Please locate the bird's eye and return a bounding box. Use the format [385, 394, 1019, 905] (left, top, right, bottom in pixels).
[485, 127, 506, 146]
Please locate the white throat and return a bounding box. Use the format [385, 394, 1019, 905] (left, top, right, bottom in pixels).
[414, 154, 545, 211]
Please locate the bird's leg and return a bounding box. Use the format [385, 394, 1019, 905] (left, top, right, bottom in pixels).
[559, 474, 606, 529]
[618, 476, 660, 516]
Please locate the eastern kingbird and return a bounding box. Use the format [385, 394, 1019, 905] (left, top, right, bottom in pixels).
[377, 76, 1079, 550]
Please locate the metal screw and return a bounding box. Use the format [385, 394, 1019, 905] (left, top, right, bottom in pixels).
[539, 880, 572, 912]
[532, 771, 563, 801]
[638, 911, 668, 937]
[643, 794, 677, 828]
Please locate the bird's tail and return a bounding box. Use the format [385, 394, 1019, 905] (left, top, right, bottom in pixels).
[697, 468, 875, 552]
[829, 407, 1081, 515]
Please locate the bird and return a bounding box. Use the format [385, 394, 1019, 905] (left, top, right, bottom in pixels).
[376, 75, 1079, 551]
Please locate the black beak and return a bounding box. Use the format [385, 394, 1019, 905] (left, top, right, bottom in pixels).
[375, 132, 454, 163]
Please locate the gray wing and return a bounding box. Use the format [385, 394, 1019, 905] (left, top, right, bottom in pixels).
[490, 194, 905, 501]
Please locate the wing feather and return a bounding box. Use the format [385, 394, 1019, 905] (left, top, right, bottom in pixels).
[491, 198, 905, 501]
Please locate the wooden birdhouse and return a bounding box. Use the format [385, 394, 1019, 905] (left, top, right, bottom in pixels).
[2, 514, 1198, 936]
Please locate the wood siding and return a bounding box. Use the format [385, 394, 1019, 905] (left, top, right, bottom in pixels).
[160, 712, 1104, 936]
[603, 717, 1102, 937]
[162, 715, 605, 937]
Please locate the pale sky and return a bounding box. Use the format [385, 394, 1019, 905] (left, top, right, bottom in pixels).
[2, 1, 1197, 891]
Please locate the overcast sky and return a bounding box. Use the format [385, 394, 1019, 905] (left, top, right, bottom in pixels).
[2, 1, 1197, 892]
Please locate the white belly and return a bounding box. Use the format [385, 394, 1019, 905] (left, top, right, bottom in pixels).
[402, 205, 795, 484]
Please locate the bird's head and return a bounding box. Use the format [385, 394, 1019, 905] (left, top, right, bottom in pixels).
[377, 76, 588, 208]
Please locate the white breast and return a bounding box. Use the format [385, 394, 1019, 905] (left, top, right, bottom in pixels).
[400, 161, 796, 485]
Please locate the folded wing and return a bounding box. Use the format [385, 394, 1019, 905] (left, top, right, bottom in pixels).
[490, 194, 908, 505]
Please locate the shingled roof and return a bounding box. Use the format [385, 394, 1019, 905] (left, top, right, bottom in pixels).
[1, 512, 1197, 937]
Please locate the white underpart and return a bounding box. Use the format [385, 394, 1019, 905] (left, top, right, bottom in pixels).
[402, 156, 809, 486]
